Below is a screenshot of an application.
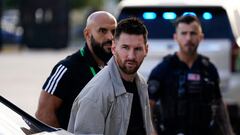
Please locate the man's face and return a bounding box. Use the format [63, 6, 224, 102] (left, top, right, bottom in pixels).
[112, 33, 148, 75]
[174, 21, 204, 56]
[85, 16, 116, 63]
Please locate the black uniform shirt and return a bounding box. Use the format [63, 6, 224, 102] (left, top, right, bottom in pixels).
[42, 44, 101, 129]
[148, 53, 222, 134]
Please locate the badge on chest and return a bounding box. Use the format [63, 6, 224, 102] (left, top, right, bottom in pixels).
[187, 73, 201, 81]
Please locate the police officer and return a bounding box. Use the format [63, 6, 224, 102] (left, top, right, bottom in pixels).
[35, 11, 117, 129]
[148, 15, 234, 135]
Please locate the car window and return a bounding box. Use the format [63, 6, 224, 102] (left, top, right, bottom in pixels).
[118, 6, 235, 40]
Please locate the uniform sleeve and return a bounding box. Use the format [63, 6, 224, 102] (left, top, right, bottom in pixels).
[148, 63, 166, 101]
[212, 99, 235, 135]
[68, 98, 105, 135]
[209, 64, 235, 135]
[42, 63, 69, 99]
[209, 63, 222, 99]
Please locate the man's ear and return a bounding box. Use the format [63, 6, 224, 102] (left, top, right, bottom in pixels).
[84, 28, 90, 41]
[173, 33, 177, 41]
[145, 44, 149, 55]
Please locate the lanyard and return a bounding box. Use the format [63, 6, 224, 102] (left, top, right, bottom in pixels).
[80, 48, 96, 76]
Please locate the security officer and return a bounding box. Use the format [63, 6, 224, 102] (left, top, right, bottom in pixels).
[148, 15, 234, 135]
[35, 11, 117, 129]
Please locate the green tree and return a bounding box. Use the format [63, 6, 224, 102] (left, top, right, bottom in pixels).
[3, 0, 17, 9]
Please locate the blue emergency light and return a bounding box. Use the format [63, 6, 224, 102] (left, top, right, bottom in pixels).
[143, 12, 157, 20]
[203, 12, 212, 20]
[162, 12, 177, 20]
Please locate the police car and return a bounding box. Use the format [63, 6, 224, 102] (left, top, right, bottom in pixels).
[116, 0, 240, 134]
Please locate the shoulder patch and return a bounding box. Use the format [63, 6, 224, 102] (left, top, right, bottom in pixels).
[201, 56, 210, 67]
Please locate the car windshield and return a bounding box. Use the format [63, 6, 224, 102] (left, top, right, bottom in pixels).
[118, 6, 235, 40]
[0, 102, 34, 134]
[0, 96, 57, 135]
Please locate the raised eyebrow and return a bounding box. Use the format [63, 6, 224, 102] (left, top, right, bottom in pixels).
[180, 31, 188, 34]
[137, 46, 143, 49]
[121, 44, 129, 47]
[190, 31, 197, 34]
[98, 27, 107, 32]
[135, 46, 144, 50]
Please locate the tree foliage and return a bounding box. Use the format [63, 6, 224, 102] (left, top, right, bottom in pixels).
[2, 0, 17, 9]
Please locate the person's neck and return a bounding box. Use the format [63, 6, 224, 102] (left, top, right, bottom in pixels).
[92, 53, 105, 67]
[121, 73, 135, 82]
[177, 51, 198, 68]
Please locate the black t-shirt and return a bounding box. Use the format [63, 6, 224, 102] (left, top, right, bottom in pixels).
[122, 79, 146, 135]
[42, 44, 101, 129]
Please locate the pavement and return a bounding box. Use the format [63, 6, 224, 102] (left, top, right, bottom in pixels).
[0, 45, 79, 117]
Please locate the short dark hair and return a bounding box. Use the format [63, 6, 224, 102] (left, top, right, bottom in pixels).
[114, 17, 148, 44]
[174, 15, 202, 28]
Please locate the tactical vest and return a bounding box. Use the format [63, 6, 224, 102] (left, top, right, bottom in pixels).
[160, 54, 217, 135]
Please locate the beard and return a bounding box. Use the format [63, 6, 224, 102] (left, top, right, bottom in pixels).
[120, 61, 140, 74]
[115, 52, 142, 75]
[90, 35, 113, 63]
[187, 46, 197, 56]
[184, 42, 198, 56]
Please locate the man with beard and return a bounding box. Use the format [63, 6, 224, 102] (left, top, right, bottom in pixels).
[148, 15, 234, 135]
[35, 11, 117, 129]
[68, 17, 155, 135]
